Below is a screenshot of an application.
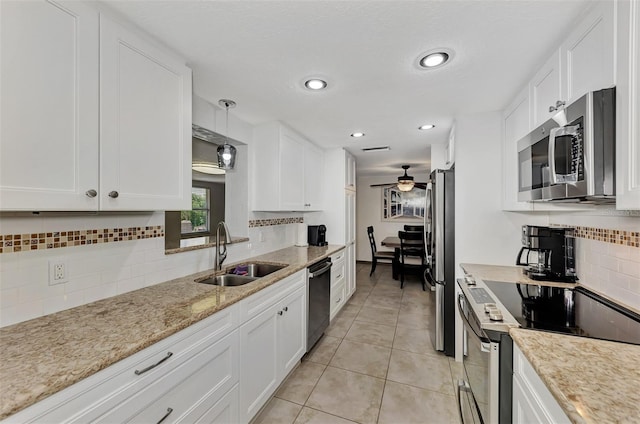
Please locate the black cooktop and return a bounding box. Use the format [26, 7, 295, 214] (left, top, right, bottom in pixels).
[483, 280, 640, 345]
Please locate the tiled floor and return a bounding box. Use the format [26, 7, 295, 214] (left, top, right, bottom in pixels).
[253, 263, 463, 424]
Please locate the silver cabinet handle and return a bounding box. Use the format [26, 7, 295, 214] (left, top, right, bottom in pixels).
[549, 100, 566, 112]
[277, 310, 283, 316]
[157, 408, 173, 424]
[85, 189, 97, 198]
[283, 306, 288, 312]
[134, 352, 173, 375]
[336, 297, 341, 303]
[304, 203, 311, 207]
[108, 191, 119, 198]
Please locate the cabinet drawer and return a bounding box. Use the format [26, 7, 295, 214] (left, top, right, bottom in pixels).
[331, 250, 346, 263]
[186, 384, 238, 424]
[7, 304, 239, 423]
[240, 270, 305, 322]
[331, 259, 346, 286]
[330, 280, 346, 320]
[100, 331, 239, 423]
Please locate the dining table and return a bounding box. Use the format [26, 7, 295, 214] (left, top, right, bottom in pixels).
[381, 236, 424, 279]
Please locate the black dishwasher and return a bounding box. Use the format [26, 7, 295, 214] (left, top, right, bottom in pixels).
[307, 258, 332, 352]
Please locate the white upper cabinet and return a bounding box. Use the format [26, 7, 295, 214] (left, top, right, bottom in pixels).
[252, 122, 324, 211]
[530, 49, 562, 128]
[0, 1, 192, 211]
[99, 16, 192, 211]
[0, 0, 100, 211]
[502, 87, 533, 211]
[345, 151, 356, 191]
[616, 0, 640, 209]
[561, 1, 616, 104]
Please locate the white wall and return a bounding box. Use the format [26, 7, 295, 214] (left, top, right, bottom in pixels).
[356, 173, 430, 261]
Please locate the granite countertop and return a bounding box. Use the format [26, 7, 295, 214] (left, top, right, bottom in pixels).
[0, 244, 344, 420]
[460, 263, 577, 289]
[510, 328, 640, 424]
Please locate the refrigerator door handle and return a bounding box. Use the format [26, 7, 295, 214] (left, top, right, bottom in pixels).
[435, 172, 445, 282]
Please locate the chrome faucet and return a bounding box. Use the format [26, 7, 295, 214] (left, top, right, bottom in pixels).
[214, 221, 232, 270]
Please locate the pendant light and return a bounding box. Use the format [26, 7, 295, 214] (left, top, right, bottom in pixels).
[217, 99, 237, 170]
[397, 165, 415, 192]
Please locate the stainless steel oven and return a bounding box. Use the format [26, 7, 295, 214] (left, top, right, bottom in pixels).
[458, 292, 500, 424]
[517, 87, 615, 203]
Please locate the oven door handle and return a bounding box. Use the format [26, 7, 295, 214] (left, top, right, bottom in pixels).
[458, 294, 491, 344]
[457, 380, 486, 424]
[309, 263, 332, 278]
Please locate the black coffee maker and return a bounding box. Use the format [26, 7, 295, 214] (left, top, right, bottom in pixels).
[516, 225, 578, 282]
[308, 225, 327, 246]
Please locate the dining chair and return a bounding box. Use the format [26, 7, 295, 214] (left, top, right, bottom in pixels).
[398, 230, 427, 290]
[403, 224, 425, 232]
[367, 226, 395, 276]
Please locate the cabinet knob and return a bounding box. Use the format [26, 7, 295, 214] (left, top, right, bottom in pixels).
[277, 310, 283, 316]
[108, 191, 119, 198]
[283, 306, 288, 312]
[85, 189, 97, 198]
[548, 100, 566, 113]
[305, 203, 311, 207]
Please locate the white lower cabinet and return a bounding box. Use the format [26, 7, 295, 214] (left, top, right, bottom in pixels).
[5, 269, 309, 424]
[512, 345, 570, 424]
[239, 271, 307, 424]
[330, 250, 347, 320]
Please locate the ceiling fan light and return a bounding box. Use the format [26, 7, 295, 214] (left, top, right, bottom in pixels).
[192, 162, 226, 175]
[397, 181, 415, 191]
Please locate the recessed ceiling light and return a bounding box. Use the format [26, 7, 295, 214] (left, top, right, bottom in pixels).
[351, 132, 365, 138]
[362, 146, 390, 152]
[304, 79, 327, 90]
[416, 48, 454, 70]
[419, 124, 435, 130]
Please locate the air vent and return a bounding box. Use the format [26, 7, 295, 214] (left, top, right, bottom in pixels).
[362, 146, 390, 152]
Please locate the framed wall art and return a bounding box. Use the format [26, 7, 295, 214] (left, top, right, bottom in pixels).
[382, 187, 426, 221]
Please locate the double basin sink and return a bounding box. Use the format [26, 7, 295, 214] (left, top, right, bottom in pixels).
[196, 263, 287, 287]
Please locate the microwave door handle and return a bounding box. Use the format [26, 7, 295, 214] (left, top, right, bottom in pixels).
[548, 127, 559, 185]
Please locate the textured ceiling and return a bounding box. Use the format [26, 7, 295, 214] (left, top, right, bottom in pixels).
[103, 0, 591, 176]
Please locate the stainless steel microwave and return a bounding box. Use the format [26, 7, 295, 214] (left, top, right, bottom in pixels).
[517, 87, 615, 203]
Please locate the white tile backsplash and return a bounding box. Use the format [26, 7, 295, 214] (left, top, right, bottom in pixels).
[576, 237, 640, 311]
[0, 212, 301, 327]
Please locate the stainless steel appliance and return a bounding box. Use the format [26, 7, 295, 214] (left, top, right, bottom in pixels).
[306, 257, 332, 351]
[516, 225, 577, 282]
[517, 87, 615, 203]
[308, 225, 328, 246]
[457, 276, 640, 424]
[426, 168, 455, 356]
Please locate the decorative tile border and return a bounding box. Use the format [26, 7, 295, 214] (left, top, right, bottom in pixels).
[569, 226, 639, 247]
[0, 226, 164, 254]
[248, 217, 303, 228]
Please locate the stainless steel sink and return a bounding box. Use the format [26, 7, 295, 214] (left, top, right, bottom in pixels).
[197, 274, 257, 287]
[227, 263, 287, 278]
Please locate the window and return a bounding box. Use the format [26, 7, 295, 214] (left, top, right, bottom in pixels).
[181, 186, 210, 236]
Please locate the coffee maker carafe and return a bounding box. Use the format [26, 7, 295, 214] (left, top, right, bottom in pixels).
[516, 225, 577, 282]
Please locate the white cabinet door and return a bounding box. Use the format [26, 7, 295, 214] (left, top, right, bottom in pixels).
[616, 0, 640, 210]
[512, 376, 547, 424]
[0, 0, 99, 211]
[100, 16, 192, 211]
[239, 304, 279, 423]
[304, 142, 324, 210]
[502, 87, 533, 211]
[279, 128, 305, 210]
[561, 1, 615, 104]
[277, 286, 306, 377]
[345, 152, 357, 191]
[530, 49, 563, 128]
[346, 191, 356, 243]
[346, 243, 356, 298]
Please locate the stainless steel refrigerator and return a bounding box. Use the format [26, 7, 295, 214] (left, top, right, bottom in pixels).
[426, 167, 455, 357]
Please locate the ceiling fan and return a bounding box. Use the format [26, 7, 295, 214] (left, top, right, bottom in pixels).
[370, 165, 430, 192]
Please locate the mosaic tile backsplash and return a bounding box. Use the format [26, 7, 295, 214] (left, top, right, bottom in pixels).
[573, 226, 639, 247]
[248, 217, 303, 227]
[0, 227, 164, 254]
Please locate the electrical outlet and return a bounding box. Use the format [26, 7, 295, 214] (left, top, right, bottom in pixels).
[49, 259, 68, 285]
[258, 231, 265, 242]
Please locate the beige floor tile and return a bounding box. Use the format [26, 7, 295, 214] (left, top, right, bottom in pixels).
[305, 335, 341, 365]
[339, 302, 362, 317]
[275, 361, 326, 404]
[329, 339, 391, 378]
[253, 397, 302, 424]
[396, 310, 434, 330]
[306, 367, 385, 424]
[401, 291, 434, 307]
[345, 320, 396, 348]
[393, 326, 433, 354]
[399, 301, 432, 315]
[356, 304, 399, 326]
[325, 312, 356, 338]
[363, 295, 402, 310]
[347, 290, 370, 306]
[387, 349, 454, 396]
[378, 381, 459, 424]
[294, 407, 357, 424]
